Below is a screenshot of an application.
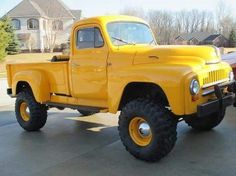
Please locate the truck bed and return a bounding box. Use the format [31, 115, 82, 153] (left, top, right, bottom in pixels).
[7, 61, 70, 96]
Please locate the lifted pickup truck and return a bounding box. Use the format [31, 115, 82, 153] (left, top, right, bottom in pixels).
[6, 16, 236, 162]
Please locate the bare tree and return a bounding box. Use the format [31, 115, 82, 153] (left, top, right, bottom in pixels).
[27, 36, 36, 52]
[120, 7, 146, 19]
[215, 0, 235, 37]
[44, 19, 62, 53]
[119, 5, 235, 45]
[43, 0, 64, 53]
[148, 11, 174, 44]
[200, 12, 215, 33]
[174, 10, 215, 34]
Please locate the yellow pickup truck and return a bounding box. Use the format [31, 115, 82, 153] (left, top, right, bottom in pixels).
[6, 15, 236, 162]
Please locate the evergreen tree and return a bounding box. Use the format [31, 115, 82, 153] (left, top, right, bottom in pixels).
[1, 16, 20, 55]
[229, 29, 236, 47]
[0, 21, 10, 61]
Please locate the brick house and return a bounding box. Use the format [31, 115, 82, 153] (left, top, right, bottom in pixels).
[175, 32, 229, 47]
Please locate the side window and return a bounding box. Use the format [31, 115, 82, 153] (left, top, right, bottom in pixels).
[95, 28, 104, 48]
[77, 28, 94, 49]
[77, 27, 104, 49]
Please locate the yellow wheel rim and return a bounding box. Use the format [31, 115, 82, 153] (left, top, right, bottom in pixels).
[129, 117, 152, 147]
[20, 102, 30, 122]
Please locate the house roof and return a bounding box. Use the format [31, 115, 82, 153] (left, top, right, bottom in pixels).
[70, 10, 82, 20]
[203, 34, 222, 42]
[7, 0, 45, 18]
[6, 0, 81, 19]
[176, 32, 211, 42]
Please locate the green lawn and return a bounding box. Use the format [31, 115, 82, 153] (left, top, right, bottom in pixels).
[224, 48, 236, 54]
[0, 52, 61, 78]
[0, 72, 6, 78]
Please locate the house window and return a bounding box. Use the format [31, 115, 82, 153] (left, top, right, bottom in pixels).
[11, 19, 21, 30]
[27, 19, 39, 30]
[76, 27, 104, 49]
[52, 20, 63, 31]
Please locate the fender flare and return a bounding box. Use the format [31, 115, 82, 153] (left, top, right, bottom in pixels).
[12, 70, 50, 103]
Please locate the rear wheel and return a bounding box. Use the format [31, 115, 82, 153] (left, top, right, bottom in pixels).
[185, 110, 225, 131]
[15, 89, 47, 131]
[118, 98, 177, 162]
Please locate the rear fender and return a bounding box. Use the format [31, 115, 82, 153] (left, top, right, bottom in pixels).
[12, 70, 50, 103]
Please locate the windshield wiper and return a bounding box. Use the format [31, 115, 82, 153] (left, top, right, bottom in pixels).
[112, 37, 135, 45]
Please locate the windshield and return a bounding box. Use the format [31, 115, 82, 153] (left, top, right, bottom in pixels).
[107, 22, 156, 46]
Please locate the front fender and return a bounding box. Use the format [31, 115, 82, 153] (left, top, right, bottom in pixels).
[12, 70, 50, 103]
[108, 64, 193, 116]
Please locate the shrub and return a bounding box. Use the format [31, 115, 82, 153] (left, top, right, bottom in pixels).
[0, 21, 10, 61]
[1, 16, 20, 55]
[229, 29, 236, 47]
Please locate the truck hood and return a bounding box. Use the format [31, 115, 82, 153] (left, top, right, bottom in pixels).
[133, 45, 221, 68]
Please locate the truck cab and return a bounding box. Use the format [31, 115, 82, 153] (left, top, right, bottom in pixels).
[6, 15, 236, 162]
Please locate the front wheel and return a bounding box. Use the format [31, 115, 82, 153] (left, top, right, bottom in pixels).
[118, 98, 177, 162]
[185, 110, 225, 131]
[15, 90, 48, 131]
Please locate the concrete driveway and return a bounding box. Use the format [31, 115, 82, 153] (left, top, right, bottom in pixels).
[0, 78, 15, 106]
[0, 79, 236, 176]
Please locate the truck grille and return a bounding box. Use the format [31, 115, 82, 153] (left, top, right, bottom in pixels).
[202, 69, 228, 86]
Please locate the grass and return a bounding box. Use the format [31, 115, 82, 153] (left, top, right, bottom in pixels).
[224, 48, 236, 54]
[0, 72, 6, 78]
[0, 52, 61, 77]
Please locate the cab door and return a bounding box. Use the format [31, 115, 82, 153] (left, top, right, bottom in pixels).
[70, 24, 108, 101]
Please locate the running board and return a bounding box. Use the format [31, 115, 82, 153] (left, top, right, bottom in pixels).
[46, 102, 108, 113]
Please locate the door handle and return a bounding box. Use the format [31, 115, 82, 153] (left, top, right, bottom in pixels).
[149, 56, 159, 59]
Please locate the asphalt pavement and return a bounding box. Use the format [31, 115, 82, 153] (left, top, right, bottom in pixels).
[0, 78, 236, 176]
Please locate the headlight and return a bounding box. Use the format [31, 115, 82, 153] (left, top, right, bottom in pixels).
[190, 79, 200, 95]
[229, 71, 234, 81]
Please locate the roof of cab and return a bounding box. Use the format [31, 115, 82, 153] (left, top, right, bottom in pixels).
[73, 15, 148, 27]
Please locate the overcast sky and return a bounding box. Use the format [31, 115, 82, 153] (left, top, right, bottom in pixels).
[1, 0, 236, 17]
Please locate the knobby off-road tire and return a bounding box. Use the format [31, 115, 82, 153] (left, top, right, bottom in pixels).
[15, 89, 48, 131]
[185, 110, 225, 131]
[118, 98, 177, 162]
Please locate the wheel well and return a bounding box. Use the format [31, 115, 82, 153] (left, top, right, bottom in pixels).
[16, 81, 32, 94]
[118, 82, 169, 110]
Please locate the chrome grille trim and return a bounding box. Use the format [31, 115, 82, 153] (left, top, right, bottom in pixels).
[202, 69, 227, 85]
[202, 78, 229, 89]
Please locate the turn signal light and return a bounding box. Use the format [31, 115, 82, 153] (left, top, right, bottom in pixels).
[192, 95, 199, 101]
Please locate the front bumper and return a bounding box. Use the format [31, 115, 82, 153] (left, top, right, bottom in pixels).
[197, 81, 236, 117]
